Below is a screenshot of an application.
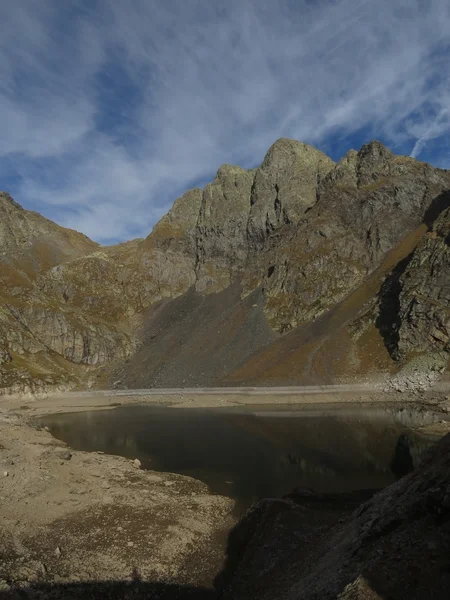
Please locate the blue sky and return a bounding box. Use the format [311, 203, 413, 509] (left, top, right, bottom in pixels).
[1, 0, 449, 243]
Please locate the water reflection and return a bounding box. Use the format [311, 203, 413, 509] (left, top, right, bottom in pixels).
[39, 404, 444, 510]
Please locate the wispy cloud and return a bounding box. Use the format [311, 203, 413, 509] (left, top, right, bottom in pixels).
[410, 109, 450, 158]
[1, 0, 450, 242]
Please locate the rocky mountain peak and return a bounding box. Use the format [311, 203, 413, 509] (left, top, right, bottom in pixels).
[214, 163, 250, 182]
[0, 191, 24, 212]
[357, 139, 393, 162]
[260, 137, 335, 173]
[354, 140, 396, 186]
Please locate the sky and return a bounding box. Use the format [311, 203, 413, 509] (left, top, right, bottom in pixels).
[0, 0, 449, 244]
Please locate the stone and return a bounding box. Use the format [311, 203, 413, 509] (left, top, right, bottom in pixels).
[55, 546, 61, 557]
[133, 459, 141, 469]
[55, 448, 72, 461]
[0, 347, 12, 365]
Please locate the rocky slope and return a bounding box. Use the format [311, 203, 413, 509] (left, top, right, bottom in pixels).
[0, 139, 449, 393]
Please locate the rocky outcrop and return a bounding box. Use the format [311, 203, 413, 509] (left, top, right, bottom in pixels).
[397, 203, 450, 356]
[195, 165, 255, 293]
[246, 139, 334, 251]
[15, 306, 131, 366]
[0, 346, 11, 365]
[255, 142, 450, 332]
[138, 188, 203, 301]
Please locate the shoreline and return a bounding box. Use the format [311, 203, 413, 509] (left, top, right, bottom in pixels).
[1, 389, 450, 594]
[0, 401, 235, 593]
[1, 385, 450, 416]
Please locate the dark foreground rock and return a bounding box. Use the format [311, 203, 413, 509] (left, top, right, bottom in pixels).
[219, 433, 450, 600]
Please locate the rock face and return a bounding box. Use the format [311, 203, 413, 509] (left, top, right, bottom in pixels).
[397, 202, 450, 356]
[246, 139, 334, 251]
[196, 165, 254, 293]
[257, 142, 449, 332]
[0, 139, 449, 392]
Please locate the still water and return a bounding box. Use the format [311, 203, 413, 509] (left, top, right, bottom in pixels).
[39, 404, 443, 509]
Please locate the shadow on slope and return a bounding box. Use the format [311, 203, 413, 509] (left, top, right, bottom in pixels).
[375, 190, 450, 359]
[224, 222, 428, 385]
[0, 581, 215, 599]
[113, 283, 276, 388]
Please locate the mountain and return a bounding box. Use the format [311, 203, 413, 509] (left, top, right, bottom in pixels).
[0, 139, 449, 394]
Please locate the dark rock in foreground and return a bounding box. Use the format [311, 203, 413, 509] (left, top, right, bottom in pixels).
[220, 433, 450, 599]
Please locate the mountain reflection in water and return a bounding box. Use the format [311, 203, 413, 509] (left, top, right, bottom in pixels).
[39, 404, 443, 511]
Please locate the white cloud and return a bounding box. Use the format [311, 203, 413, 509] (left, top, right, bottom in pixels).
[1, 0, 450, 242]
[409, 109, 450, 158]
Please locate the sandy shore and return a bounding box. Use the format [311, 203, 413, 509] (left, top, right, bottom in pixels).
[0, 402, 234, 595]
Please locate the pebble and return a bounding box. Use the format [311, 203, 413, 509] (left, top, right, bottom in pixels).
[55, 546, 62, 557]
[133, 459, 141, 469]
[55, 449, 72, 461]
[3, 471, 8, 477]
[127, 541, 134, 547]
